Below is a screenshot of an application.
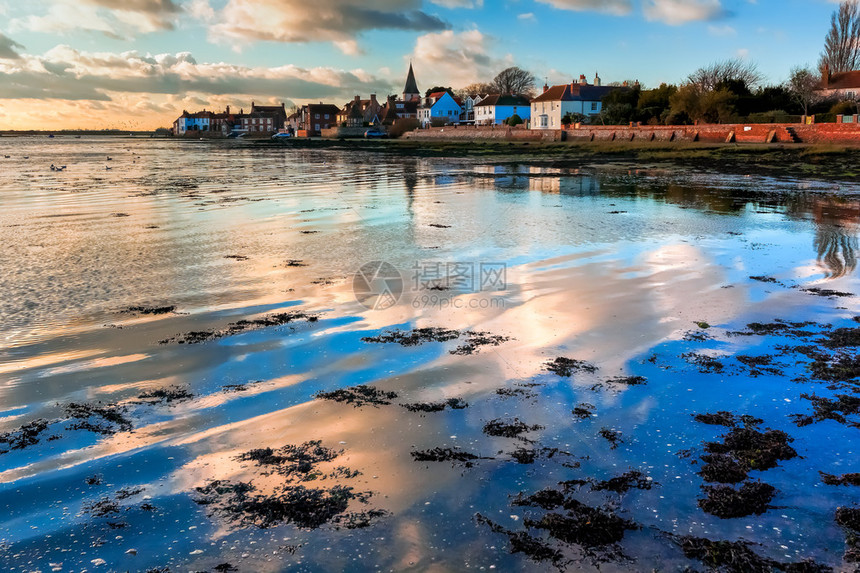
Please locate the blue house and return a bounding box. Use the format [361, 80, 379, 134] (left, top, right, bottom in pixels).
[474, 94, 532, 125]
[418, 91, 464, 127]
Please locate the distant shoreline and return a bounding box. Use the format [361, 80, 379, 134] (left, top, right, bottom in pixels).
[0, 131, 161, 137]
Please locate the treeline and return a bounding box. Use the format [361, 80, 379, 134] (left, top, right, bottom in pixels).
[597, 59, 852, 126]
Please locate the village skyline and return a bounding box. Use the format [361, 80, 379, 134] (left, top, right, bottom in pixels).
[0, 0, 848, 130]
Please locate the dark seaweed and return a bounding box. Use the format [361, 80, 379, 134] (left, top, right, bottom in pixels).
[65, 402, 133, 435]
[450, 331, 511, 355]
[361, 327, 460, 347]
[598, 428, 623, 449]
[698, 482, 776, 518]
[694, 412, 763, 428]
[0, 419, 50, 451]
[315, 385, 398, 407]
[161, 310, 319, 344]
[134, 386, 194, 404]
[605, 375, 647, 386]
[527, 500, 638, 548]
[572, 403, 595, 419]
[123, 305, 176, 315]
[401, 398, 468, 412]
[703, 427, 797, 478]
[483, 418, 544, 439]
[803, 287, 854, 298]
[792, 393, 860, 428]
[237, 441, 340, 479]
[820, 472, 860, 486]
[545, 357, 598, 377]
[682, 352, 724, 373]
[411, 447, 488, 467]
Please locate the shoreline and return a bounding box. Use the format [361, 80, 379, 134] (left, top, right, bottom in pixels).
[256, 138, 860, 182]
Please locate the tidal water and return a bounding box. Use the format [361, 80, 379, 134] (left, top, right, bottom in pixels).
[1, 136, 860, 572]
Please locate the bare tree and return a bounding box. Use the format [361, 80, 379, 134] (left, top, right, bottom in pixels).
[491, 67, 537, 97]
[688, 59, 764, 92]
[821, 0, 860, 73]
[787, 66, 823, 117]
[456, 82, 496, 98]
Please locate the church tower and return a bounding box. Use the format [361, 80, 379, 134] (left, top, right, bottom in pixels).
[403, 63, 420, 103]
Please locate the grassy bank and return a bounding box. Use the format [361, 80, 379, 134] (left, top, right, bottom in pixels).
[258, 138, 860, 181]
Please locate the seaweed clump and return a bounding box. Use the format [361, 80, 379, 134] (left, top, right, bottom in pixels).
[410, 447, 489, 468]
[134, 386, 194, 404]
[791, 393, 860, 428]
[700, 426, 797, 483]
[545, 357, 598, 377]
[698, 482, 776, 519]
[402, 398, 468, 412]
[483, 418, 544, 439]
[450, 331, 512, 355]
[361, 327, 460, 347]
[237, 441, 341, 479]
[820, 472, 860, 486]
[0, 419, 51, 452]
[65, 402, 133, 435]
[572, 403, 595, 419]
[693, 412, 763, 428]
[315, 385, 398, 408]
[160, 310, 319, 344]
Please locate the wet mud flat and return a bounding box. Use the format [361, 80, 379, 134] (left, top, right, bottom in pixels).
[5, 138, 860, 571]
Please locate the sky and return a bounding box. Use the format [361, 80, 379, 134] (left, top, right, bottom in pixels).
[0, 0, 847, 130]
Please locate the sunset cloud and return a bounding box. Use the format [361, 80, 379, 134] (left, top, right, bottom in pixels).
[643, 0, 726, 25]
[0, 44, 399, 128]
[209, 0, 448, 46]
[11, 0, 181, 37]
[536, 0, 634, 16]
[0, 33, 24, 60]
[407, 29, 513, 89]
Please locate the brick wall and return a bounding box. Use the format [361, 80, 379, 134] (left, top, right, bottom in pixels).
[403, 123, 860, 145]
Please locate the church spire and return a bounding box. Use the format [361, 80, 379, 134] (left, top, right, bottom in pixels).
[403, 62, 420, 102]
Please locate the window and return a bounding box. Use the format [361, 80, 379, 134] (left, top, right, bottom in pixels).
[591, 102, 598, 111]
[324, 114, 330, 119]
[315, 113, 320, 119]
[315, 124, 320, 131]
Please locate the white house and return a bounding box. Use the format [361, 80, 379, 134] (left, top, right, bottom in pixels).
[418, 91, 464, 127]
[531, 76, 621, 130]
[462, 93, 488, 124]
[474, 94, 531, 126]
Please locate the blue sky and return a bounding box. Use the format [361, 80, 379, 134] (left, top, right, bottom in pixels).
[0, 0, 844, 129]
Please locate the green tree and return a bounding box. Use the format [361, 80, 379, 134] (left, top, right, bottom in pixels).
[506, 114, 524, 127]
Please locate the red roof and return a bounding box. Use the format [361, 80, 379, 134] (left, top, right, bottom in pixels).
[428, 91, 448, 99]
[822, 70, 860, 90]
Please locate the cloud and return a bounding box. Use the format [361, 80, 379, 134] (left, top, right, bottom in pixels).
[518, 12, 537, 21]
[430, 0, 483, 7]
[536, 0, 633, 16]
[643, 0, 726, 25]
[0, 33, 24, 60]
[0, 44, 398, 126]
[407, 29, 512, 89]
[210, 0, 448, 46]
[12, 0, 181, 37]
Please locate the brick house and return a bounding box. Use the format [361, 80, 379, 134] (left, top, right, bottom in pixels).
[819, 66, 860, 101]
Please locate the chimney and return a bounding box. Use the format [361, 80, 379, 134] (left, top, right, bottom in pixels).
[622, 81, 629, 87]
[543, 83, 549, 93]
[226, 105, 230, 114]
[579, 74, 587, 85]
[634, 79, 640, 88]
[823, 64, 831, 86]
[594, 72, 601, 87]
[251, 101, 255, 108]
[354, 95, 361, 104]
[370, 93, 378, 105]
